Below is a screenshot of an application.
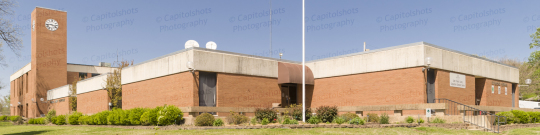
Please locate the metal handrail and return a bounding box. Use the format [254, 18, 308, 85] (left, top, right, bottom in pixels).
[433, 98, 505, 133]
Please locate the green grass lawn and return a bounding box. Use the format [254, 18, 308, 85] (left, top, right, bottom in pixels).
[0, 122, 538, 135]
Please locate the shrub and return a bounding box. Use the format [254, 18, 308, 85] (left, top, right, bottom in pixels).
[94, 111, 110, 125]
[51, 116, 57, 124]
[213, 118, 224, 126]
[418, 118, 425, 124]
[261, 118, 270, 125]
[55, 115, 66, 125]
[46, 109, 56, 123]
[341, 113, 359, 122]
[333, 116, 346, 124]
[157, 105, 184, 125]
[37, 118, 45, 124]
[496, 111, 515, 124]
[9, 116, 21, 122]
[86, 115, 96, 125]
[69, 112, 83, 125]
[140, 106, 163, 126]
[195, 113, 215, 126]
[140, 111, 151, 126]
[289, 104, 312, 121]
[528, 111, 540, 123]
[226, 111, 249, 125]
[307, 115, 322, 124]
[28, 118, 34, 124]
[250, 117, 258, 125]
[78, 115, 89, 125]
[379, 113, 389, 124]
[107, 108, 124, 125]
[406, 116, 415, 124]
[282, 116, 299, 125]
[315, 106, 338, 123]
[431, 117, 446, 123]
[366, 113, 379, 123]
[255, 108, 277, 123]
[0, 115, 7, 120]
[349, 117, 365, 125]
[511, 110, 531, 124]
[129, 108, 147, 125]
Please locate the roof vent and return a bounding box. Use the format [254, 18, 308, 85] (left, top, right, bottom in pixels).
[99, 62, 111, 67]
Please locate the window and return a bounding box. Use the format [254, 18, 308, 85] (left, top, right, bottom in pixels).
[91, 73, 100, 78]
[79, 72, 88, 79]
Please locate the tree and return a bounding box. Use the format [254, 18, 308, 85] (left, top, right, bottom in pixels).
[0, 0, 23, 68]
[69, 77, 81, 111]
[0, 94, 10, 115]
[105, 60, 132, 109]
[525, 27, 540, 100]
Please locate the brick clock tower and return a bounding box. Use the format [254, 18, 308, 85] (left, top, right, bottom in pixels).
[29, 7, 67, 117]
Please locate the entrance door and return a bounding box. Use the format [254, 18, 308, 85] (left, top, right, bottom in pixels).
[289, 85, 297, 105]
[199, 72, 216, 107]
[512, 84, 517, 107]
[281, 86, 289, 107]
[281, 84, 298, 107]
[426, 69, 436, 103]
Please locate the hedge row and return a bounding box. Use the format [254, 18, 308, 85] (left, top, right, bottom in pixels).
[496, 110, 540, 124]
[28, 118, 46, 124]
[48, 105, 183, 126]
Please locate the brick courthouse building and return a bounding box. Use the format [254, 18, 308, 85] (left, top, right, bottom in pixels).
[10, 7, 520, 118]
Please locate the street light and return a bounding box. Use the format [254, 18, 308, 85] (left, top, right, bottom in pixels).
[520, 79, 532, 87]
[423, 57, 432, 71]
[279, 53, 283, 59]
[109, 102, 112, 110]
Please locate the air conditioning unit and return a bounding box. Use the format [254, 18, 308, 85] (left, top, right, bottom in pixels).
[99, 62, 111, 67]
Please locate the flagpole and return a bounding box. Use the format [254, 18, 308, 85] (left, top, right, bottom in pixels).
[302, 0, 306, 122]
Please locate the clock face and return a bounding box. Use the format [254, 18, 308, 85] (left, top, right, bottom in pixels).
[45, 19, 58, 31]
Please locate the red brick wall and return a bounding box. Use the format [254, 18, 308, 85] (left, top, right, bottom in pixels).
[216, 73, 281, 108]
[29, 8, 68, 118]
[49, 97, 70, 115]
[310, 67, 426, 108]
[434, 70, 475, 105]
[122, 71, 196, 110]
[477, 79, 513, 107]
[77, 90, 109, 115]
[67, 72, 79, 84]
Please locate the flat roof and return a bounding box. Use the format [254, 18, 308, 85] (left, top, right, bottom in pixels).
[306, 41, 517, 69]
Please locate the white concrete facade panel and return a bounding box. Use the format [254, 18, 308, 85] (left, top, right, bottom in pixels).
[67, 64, 115, 74]
[10, 62, 31, 81]
[77, 74, 109, 95]
[307, 42, 518, 83]
[121, 50, 192, 85]
[47, 84, 70, 100]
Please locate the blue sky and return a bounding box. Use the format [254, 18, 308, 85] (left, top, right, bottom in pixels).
[1, 0, 540, 95]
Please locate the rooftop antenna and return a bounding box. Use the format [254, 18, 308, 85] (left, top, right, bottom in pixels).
[269, 0, 273, 58]
[185, 40, 199, 49]
[364, 42, 366, 52]
[206, 41, 217, 50]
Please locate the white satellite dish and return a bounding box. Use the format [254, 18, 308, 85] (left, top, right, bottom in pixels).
[185, 40, 199, 49]
[206, 41, 217, 50]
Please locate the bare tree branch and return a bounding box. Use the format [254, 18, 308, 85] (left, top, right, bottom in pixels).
[0, 0, 22, 68]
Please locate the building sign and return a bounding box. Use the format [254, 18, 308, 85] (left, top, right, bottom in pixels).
[498, 86, 501, 94]
[450, 73, 466, 88]
[426, 108, 431, 118]
[491, 85, 494, 93]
